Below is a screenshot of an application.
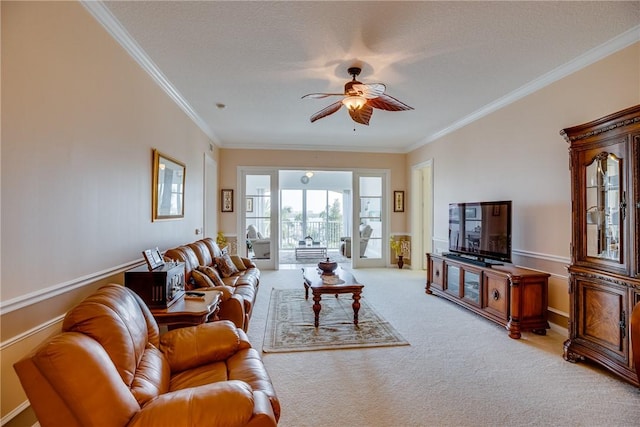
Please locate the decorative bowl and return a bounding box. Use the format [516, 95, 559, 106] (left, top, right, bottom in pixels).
[317, 258, 338, 275]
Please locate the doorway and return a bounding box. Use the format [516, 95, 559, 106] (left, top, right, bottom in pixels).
[411, 160, 433, 270]
[279, 170, 351, 267]
[238, 167, 389, 269]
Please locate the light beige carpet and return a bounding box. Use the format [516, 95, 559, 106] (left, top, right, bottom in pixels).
[263, 288, 409, 353]
[247, 268, 640, 427]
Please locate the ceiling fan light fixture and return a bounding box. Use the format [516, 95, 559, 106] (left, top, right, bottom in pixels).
[342, 95, 367, 111]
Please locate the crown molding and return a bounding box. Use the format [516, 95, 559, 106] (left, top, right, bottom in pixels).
[406, 24, 640, 153]
[223, 142, 405, 154]
[80, 1, 220, 146]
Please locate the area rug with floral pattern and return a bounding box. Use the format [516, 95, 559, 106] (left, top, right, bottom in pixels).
[262, 288, 409, 353]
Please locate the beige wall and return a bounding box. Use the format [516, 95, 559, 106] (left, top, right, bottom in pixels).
[1, 1, 215, 421]
[407, 42, 640, 319]
[218, 148, 408, 235]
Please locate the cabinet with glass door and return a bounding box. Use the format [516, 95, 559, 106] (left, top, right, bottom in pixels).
[561, 105, 640, 386]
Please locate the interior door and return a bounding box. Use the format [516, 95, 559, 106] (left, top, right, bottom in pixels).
[412, 160, 433, 270]
[352, 171, 388, 268]
[242, 169, 278, 269]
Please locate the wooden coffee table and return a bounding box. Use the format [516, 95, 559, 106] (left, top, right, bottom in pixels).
[302, 267, 364, 327]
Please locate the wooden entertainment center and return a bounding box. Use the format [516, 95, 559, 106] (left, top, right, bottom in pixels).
[426, 253, 549, 339]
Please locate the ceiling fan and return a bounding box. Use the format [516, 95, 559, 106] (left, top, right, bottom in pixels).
[302, 67, 413, 126]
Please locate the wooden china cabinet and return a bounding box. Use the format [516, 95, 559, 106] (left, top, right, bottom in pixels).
[561, 105, 640, 386]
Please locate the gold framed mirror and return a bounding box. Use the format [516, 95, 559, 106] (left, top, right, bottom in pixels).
[152, 149, 185, 221]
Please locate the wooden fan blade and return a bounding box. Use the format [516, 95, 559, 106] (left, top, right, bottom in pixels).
[368, 93, 413, 111]
[302, 93, 344, 99]
[348, 104, 373, 125]
[310, 101, 343, 123]
[352, 83, 386, 99]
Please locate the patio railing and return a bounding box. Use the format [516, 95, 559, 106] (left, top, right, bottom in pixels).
[281, 220, 344, 249]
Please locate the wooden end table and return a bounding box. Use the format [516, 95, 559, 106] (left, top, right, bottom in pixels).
[302, 267, 364, 327]
[150, 291, 221, 330]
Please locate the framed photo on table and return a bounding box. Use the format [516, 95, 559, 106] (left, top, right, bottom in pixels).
[394, 191, 405, 212]
[143, 247, 165, 270]
[221, 189, 234, 212]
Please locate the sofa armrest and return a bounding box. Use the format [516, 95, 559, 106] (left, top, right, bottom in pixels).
[128, 381, 259, 427]
[160, 320, 241, 372]
[217, 294, 246, 330]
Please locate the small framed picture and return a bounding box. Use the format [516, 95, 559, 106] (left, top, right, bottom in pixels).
[221, 189, 234, 212]
[246, 197, 254, 213]
[143, 247, 165, 270]
[394, 191, 405, 212]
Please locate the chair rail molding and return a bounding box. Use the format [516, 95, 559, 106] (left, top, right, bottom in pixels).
[0, 260, 141, 315]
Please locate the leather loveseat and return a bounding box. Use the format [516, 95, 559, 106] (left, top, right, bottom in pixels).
[164, 238, 259, 332]
[14, 284, 280, 427]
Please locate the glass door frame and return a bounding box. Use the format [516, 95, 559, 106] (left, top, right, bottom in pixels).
[238, 167, 389, 270]
[352, 169, 390, 268]
[239, 167, 278, 270]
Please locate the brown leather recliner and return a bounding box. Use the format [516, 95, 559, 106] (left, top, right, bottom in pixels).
[164, 238, 260, 332]
[14, 284, 280, 427]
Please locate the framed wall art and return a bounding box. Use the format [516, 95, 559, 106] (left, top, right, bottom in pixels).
[394, 191, 405, 212]
[246, 197, 254, 213]
[152, 149, 185, 221]
[221, 189, 234, 212]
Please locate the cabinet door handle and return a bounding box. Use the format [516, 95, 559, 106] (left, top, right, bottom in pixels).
[620, 192, 627, 221]
[620, 310, 626, 338]
[435, 269, 440, 277]
[492, 289, 500, 301]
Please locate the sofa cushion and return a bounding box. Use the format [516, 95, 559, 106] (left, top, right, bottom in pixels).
[169, 361, 228, 391]
[187, 241, 214, 266]
[159, 321, 243, 373]
[131, 346, 171, 406]
[62, 285, 162, 386]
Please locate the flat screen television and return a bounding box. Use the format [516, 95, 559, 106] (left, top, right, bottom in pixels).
[448, 200, 512, 264]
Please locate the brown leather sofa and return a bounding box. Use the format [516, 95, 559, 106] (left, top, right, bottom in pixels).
[164, 238, 259, 331]
[14, 284, 280, 427]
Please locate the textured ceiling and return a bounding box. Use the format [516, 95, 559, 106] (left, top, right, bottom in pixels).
[95, 1, 639, 153]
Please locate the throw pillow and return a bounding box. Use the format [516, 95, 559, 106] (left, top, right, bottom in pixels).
[242, 258, 256, 269]
[196, 265, 226, 287]
[230, 255, 247, 271]
[215, 254, 239, 278]
[191, 269, 215, 288]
